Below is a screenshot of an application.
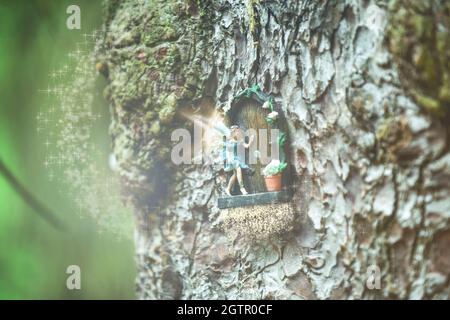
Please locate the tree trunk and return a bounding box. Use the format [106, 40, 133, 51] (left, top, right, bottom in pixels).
[96, 0, 450, 299]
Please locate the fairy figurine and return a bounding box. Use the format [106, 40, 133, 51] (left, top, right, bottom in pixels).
[179, 111, 254, 196]
[223, 125, 254, 196]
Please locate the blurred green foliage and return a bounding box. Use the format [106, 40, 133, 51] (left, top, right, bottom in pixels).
[0, 1, 135, 299]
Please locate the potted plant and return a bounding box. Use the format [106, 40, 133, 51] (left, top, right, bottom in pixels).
[262, 160, 287, 192]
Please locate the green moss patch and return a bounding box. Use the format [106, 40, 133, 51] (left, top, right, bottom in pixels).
[386, 0, 450, 117]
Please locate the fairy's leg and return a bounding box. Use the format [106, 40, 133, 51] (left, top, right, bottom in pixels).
[226, 172, 236, 196]
[236, 167, 248, 195]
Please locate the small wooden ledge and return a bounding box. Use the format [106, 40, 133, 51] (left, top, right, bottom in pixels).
[218, 190, 292, 209]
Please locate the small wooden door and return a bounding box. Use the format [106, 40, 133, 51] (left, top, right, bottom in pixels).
[227, 98, 272, 194]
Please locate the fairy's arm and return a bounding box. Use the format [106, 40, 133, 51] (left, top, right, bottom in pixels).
[243, 135, 255, 148]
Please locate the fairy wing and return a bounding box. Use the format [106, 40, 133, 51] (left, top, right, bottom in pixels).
[180, 110, 230, 161]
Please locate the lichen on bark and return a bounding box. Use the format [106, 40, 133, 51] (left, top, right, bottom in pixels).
[97, 0, 450, 300]
[386, 0, 450, 116]
[96, 0, 214, 217]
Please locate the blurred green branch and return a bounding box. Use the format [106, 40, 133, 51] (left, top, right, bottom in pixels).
[0, 157, 65, 230]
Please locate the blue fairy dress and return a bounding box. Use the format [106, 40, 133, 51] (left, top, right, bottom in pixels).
[223, 139, 249, 172]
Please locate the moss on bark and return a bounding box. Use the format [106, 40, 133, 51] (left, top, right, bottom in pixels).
[386, 0, 450, 116]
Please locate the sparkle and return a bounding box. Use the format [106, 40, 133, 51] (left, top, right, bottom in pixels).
[38, 85, 53, 97]
[50, 70, 58, 79]
[57, 69, 65, 78]
[36, 32, 132, 237]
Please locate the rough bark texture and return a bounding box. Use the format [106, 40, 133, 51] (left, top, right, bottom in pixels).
[96, 0, 450, 299]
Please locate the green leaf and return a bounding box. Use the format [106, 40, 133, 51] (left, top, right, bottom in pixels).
[278, 132, 286, 147]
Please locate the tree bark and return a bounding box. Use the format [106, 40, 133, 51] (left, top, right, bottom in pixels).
[96, 0, 450, 299]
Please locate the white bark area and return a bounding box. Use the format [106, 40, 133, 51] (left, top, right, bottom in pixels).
[97, 0, 450, 299]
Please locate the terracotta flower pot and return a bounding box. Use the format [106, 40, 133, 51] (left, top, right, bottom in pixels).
[264, 173, 282, 192]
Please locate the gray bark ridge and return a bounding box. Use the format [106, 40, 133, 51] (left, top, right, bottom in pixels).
[97, 0, 450, 299]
